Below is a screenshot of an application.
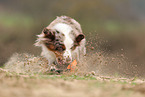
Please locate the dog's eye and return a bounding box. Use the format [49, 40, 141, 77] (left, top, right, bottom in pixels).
[71, 45, 78, 50]
[56, 39, 59, 41]
[56, 30, 60, 34]
[61, 45, 66, 51]
[55, 44, 66, 52]
[71, 46, 75, 50]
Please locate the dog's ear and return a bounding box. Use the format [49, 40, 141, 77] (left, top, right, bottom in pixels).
[76, 34, 85, 43]
[43, 28, 55, 41]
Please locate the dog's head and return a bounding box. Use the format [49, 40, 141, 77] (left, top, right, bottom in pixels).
[41, 23, 85, 65]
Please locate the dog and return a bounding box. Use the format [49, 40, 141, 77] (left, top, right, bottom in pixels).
[35, 16, 86, 71]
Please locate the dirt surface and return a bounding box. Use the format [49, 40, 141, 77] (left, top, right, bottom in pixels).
[0, 68, 145, 97]
[1, 53, 145, 97]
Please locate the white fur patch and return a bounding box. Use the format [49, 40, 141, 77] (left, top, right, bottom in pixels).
[35, 16, 86, 66]
[41, 44, 56, 65]
[53, 23, 73, 60]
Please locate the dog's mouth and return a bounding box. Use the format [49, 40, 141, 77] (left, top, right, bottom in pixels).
[57, 58, 65, 65]
[54, 58, 70, 71]
[55, 58, 77, 72]
[56, 58, 71, 65]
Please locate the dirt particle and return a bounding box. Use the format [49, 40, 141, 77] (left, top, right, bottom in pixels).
[91, 47, 94, 50]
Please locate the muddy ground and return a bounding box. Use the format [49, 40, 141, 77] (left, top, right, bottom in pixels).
[0, 53, 145, 97]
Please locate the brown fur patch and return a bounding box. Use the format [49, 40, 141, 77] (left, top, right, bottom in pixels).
[43, 28, 55, 41]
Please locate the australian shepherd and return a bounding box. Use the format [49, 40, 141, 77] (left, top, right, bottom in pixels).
[35, 16, 86, 71]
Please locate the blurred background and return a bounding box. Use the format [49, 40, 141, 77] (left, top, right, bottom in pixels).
[0, 0, 145, 69]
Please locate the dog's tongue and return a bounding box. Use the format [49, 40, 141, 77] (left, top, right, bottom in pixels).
[67, 59, 77, 72]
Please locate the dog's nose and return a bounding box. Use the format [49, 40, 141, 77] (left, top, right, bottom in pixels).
[66, 57, 71, 63]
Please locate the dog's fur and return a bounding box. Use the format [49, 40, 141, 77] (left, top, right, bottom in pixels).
[35, 16, 86, 68]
